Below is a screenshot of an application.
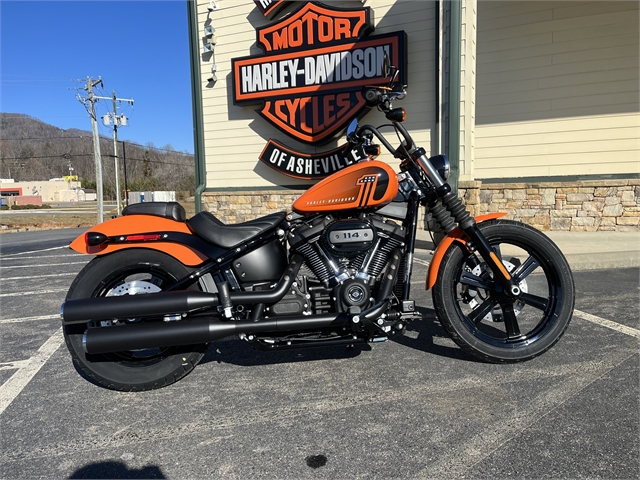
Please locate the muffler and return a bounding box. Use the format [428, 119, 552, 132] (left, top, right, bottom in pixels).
[61, 254, 305, 324]
[61, 290, 219, 324]
[83, 313, 350, 354]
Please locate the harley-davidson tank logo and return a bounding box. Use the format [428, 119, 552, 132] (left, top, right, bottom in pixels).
[232, 2, 407, 146]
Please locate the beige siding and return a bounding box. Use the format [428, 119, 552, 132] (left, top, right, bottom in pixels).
[459, 0, 477, 180]
[197, 0, 436, 189]
[475, 1, 639, 179]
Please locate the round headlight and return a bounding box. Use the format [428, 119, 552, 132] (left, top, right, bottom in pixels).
[429, 154, 450, 181]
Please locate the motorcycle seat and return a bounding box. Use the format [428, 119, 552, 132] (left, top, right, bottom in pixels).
[122, 202, 186, 222]
[187, 211, 286, 249]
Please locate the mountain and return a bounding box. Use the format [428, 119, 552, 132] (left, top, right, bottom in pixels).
[0, 113, 195, 196]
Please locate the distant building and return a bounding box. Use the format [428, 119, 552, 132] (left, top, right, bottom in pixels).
[0, 179, 82, 202]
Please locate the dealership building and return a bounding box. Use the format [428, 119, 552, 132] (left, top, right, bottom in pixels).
[188, 0, 639, 231]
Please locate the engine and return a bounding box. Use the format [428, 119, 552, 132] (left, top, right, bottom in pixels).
[284, 213, 405, 314]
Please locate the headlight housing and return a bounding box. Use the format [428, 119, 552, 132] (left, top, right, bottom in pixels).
[429, 154, 450, 181]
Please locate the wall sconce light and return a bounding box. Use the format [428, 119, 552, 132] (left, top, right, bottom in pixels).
[204, 25, 215, 37]
[203, 40, 216, 53]
[207, 64, 218, 83]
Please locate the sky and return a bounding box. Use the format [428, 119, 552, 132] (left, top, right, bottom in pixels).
[1, 0, 195, 153]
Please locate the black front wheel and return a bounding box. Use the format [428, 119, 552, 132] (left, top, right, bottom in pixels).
[64, 249, 209, 391]
[432, 220, 575, 363]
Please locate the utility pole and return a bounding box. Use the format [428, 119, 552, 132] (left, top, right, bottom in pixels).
[100, 91, 133, 216]
[76, 76, 105, 223]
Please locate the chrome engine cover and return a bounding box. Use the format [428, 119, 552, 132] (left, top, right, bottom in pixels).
[322, 219, 377, 257]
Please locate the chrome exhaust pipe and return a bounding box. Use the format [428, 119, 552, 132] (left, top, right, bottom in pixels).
[83, 313, 350, 354]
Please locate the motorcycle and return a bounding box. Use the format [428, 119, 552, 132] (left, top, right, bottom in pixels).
[60, 60, 575, 391]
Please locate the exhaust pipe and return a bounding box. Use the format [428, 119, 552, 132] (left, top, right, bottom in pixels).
[83, 313, 350, 354]
[61, 291, 219, 324]
[61, 254, 305, 324]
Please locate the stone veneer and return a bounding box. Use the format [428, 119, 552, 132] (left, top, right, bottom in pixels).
[202, 179, 640, 232]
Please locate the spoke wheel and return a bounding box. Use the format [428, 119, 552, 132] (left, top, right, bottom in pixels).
[64, 249, 209, 391]
[433, 220, 575, 363]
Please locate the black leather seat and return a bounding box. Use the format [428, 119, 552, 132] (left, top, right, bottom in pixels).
[122, 202, 186, 222]
[187, 211, 286, 249]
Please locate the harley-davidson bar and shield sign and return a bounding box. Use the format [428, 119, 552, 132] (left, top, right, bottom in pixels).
[232, 2, 407, 180]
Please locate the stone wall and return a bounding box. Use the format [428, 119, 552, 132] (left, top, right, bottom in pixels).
[202, 178, 640, 231]
[459, 179, 640, 232]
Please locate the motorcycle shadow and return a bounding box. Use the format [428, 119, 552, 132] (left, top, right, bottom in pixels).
[199, 337, 370, 367]
[199, 307, 476, 367]
[390, 306, 477, 362]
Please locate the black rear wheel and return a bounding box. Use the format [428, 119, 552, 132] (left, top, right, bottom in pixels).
[64, 249, 208, 391]
[433, 220, 574, 363]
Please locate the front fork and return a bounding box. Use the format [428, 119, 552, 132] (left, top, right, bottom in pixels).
[425, 185, 519, 297]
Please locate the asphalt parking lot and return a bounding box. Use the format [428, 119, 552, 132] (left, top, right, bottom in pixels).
[1, 228, 638, 479]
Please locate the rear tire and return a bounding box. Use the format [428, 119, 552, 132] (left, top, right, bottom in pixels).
[433, 220, 574, 363]
[64, 249, 208, 391]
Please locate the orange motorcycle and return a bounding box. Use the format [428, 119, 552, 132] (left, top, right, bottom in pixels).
[61, 62, 574, 391]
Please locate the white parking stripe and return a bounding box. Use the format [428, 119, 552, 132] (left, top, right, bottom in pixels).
[0, 289, 68, 298]
[1, 261, 88, 269]
[0, 314, 60, 324]
[0, 246, 67, 257]
[0, 360, 30, 371]
[1, 254, 81, 261]
[412, 258, 430, 267]
[0, 328, 63, 416]
[1, 273, 77, 281]
[574, 309, 640, 339]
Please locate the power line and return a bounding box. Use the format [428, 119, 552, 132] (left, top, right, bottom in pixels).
[1, 154, 93, 160]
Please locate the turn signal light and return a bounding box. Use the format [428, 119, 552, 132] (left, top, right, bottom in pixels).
[385, 107, 406, 122]
[85, 232, 109, 247]
[364, 144, 381, 157]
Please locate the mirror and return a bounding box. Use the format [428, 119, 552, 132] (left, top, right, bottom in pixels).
[382, 52, 391, 78]
[346, 118, 359, 137]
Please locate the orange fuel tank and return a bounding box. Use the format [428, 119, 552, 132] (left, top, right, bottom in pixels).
[293, 161, 399, 214]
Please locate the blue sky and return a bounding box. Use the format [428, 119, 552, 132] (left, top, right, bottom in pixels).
[1, 0, 195, 153]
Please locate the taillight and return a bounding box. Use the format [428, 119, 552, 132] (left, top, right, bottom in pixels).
[125, 234, 162, 242]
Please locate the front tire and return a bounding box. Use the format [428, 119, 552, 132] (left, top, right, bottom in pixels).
[64, 249, 208, 391]
[433, 220, 574, 363]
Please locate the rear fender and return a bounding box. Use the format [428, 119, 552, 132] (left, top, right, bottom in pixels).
[425, 213, 507, 290]
[70, 215, 209, 266]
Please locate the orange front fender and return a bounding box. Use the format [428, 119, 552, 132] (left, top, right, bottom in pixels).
[69, 215, 209, 266]
[425, 212, 507, 290]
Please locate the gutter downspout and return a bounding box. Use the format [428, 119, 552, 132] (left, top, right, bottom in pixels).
[435, 0, 441, 155]
[447, 0, 462, 194]
[187, 0, 206, 213]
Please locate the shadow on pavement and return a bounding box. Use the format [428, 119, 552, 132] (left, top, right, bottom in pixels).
[69, 461, 165, 479]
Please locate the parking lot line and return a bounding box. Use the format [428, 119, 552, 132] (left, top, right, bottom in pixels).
[0, 246, 67, 257]
[1, 273, 77, 281]
[1, 253, 81, 261]
[1, 261, 88, 269]
[0, 288, 68, 298]
[574, 309, 640, 339]
[0, 328, 63, 416]
[0, 314, 59, 324]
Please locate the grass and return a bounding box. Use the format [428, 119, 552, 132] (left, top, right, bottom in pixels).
[0, 213, 98, 230]
[0, 200, 196, 231]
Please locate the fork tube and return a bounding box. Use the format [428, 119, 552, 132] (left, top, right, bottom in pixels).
[401, 191, 420, 300]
